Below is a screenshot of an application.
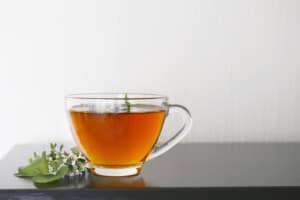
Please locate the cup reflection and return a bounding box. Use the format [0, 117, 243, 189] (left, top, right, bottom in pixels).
[86, 173, 147, 188]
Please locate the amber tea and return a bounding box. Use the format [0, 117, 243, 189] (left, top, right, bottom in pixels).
[69, 106, 165, 168]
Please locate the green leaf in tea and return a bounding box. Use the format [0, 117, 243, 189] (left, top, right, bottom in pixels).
[125, 93, 131, 112]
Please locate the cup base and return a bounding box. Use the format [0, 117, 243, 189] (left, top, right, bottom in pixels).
[90, 165, 142, 177]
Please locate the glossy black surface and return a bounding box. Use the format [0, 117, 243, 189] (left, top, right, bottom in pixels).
[1, 143, 300, 199]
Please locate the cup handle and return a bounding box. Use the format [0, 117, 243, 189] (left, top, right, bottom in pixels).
[147, 104, 192, 160]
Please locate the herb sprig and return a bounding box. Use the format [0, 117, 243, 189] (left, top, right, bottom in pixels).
[124, 93, 131, 112]
[15, 143, 87, 184]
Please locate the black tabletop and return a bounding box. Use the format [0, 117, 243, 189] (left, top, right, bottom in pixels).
[1, 143, 300, 199]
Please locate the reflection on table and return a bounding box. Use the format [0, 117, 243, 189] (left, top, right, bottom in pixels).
[34, 170, 147, 189]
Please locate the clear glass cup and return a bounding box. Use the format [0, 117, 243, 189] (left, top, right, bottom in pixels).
[65, 93, 192, 176]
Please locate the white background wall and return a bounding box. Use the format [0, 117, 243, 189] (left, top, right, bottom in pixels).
[0, 0, 300, 158]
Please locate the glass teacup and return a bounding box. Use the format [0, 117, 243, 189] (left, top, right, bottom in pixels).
[65, 93, 192, 176]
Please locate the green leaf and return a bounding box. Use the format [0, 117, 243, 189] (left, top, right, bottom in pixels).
[125, 93, 131, 112]
[32, 166, 69, 184]
[50, 143, 56, 150]
[59, 144, 63, 152]
[16, 143, 87, 184]
[71, 146, 80, 155]
[33, 152, 38, 159]
[15, 153, 49, 177]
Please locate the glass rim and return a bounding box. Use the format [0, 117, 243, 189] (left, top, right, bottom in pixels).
[65, 93, 168, 100]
